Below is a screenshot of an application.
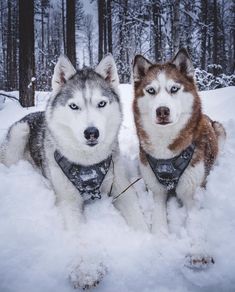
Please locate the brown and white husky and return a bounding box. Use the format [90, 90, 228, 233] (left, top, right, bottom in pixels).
[132, 48, 226, 240]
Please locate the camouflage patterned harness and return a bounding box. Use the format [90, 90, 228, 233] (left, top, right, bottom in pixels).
[145, 143, 195, 204]
[54, 150, 112, 202]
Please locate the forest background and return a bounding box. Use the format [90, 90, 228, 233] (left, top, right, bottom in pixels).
[0, 0, 234, 106]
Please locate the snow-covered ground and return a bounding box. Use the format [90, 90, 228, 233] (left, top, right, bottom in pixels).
[0, 86, 235, 292]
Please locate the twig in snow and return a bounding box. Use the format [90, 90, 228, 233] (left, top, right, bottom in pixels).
[0, 92, 19, 102]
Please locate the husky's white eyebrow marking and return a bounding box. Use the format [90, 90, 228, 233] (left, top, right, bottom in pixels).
[83, 82, 91, 105]
[145, 81, 160, 94]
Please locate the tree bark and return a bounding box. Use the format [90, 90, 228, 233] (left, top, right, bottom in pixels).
[66, 0, 76, 66]
[19, 0, 35, 107]
[212, 0, 218, 75]
[0, 0, 6, 86]
[152, 0, 161, 62]
[200, 0, 208, 69]
[107, 0, 112, 54]
[62, 0, 66, 53]
[103, 1, 107, 54]
[12, 1, 18, 90]
[172, 0, 180, 54]
[98, 0, 105, 61]
[6, 0, 12, 90]
[41, 1, 45, 67]
[118, 0, 129, 83]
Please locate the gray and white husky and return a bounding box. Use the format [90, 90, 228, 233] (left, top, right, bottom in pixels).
[0, 54, 147, 289]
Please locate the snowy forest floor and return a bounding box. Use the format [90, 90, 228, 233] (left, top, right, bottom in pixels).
[0, 85, 235, 292]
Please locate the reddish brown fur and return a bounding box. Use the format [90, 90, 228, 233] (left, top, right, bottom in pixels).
[133, 61, 226, 184]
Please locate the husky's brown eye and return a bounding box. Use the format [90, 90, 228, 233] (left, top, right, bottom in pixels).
[97, 100, 107, 108]
[146, 87, 156, 95]
[69, 103, 80, 110]
[170, 86, 180, 94]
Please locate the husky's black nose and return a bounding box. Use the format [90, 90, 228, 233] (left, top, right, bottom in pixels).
[156, 106, 170, 119]
[84, 127, 99, 141]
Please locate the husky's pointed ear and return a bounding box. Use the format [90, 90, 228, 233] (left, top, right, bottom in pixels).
[52, 55, 76, 92]
[95, 54, 119, 88]
[172, 48, 194, 77]
[133, 55, 152, 81]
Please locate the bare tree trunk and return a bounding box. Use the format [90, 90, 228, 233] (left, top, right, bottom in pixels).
[172, 0, 180, 54]
[220, 0, 226, 70]
[103, 1, 107, 54]
[88, 34, 93, 67]
[98, 0, 105, 61]
[152, 0, 161, 62]
[62, 0, 66, 53]
[83, 14, 94, 66]
[0, 0, 6, 80]
[185, 0, 192, 50]
[118, 0, 129, 83]
[200, 0, 208, 69]
[41, 1, 45, 67]
[107, 0, 112, 54]
[6, 0, 12, 90]
[66, 0, 76, 65]
[19, 0, 35, 107]
[212, 0, 218, 75]
[12, 1, 18, 90]
[232, 9, 235, 73]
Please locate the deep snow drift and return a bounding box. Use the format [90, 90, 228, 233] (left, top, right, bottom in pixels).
[0, 86, 235, 292]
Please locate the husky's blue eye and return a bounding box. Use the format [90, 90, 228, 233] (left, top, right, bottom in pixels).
[146, 87, 156, 95]
[170, 86, 180, 94]
[97, 101, 107, 108]
[69, 103, 80, 110]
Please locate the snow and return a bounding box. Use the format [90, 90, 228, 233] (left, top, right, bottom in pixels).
[0, 86, 235, 292]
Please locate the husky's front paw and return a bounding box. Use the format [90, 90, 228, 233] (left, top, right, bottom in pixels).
[69, 261, 107, 290]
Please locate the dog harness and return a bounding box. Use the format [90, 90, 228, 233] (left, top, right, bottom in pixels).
[145, 143, 195, 204]
[54, 150, 112, 202]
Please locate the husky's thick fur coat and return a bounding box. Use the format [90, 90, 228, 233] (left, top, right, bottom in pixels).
[1, 55, 148, 231]
[0, 54, 148, 289]
[133, 48, 226, 235]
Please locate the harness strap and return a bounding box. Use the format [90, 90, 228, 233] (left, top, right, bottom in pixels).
[145, 143, 195, 204]
[54, 150, 112, 203]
